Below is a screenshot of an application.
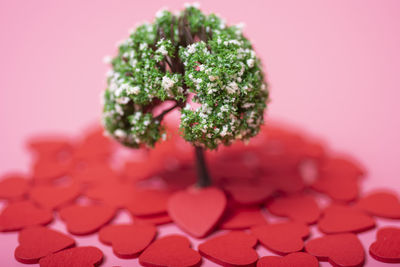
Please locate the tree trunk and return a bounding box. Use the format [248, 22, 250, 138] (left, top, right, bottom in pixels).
[194, 146, 211, 187]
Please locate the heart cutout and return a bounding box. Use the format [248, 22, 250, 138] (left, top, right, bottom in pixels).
[369, 227, 400, 263]
[39, 246, 103, 267]
[15, 226, 75, 263]
[168, 187, 227, 238]
[318, 204, 375, 234]
[257, 252, 319, 267]
[355, 191, 400, 219]
[219, 207, 267, 230]
[311, 172, 359, 202]
[30, 184, 81, 210]
[305, 233, 364, 267]
[0, 201, 53, 231]
[198, 231, 258, 266]
[267, 194, 320, 224]
[0, 174, 30, 200]
[139, 235, 201, 267]
[251, 222, 309, 255]
[59, 204, 116, 235]
[99, 224, 156, 258]
[222, 180, 276, 206]
[125, 189, 171, 217]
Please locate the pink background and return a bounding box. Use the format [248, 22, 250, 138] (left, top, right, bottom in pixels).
[0, 0, 399, 266]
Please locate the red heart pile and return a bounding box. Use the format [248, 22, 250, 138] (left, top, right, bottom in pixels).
[0, 123, 398, 267]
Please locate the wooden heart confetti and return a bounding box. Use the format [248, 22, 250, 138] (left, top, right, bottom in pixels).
[15, 226, 75, 264]
[369, 227, 400, 263]
[0, 173, 30, 200]
[311, 172, 360, 202]
[219, 207, 267, 230]
[29, 184, 81, 210]
[198, 231, 258, 266]
[168, 187, 227, 238]
[318, 204, 375, 234]
[99, 224, 156, 258]
[59, 204, 116, 235]
[39, 246, 103, 267]
[139, 235, 201, 267]
[125, 189, 171, 217]
[355, 191, 400, 219]
[0, 201, 53, 231]
[267, 194, 320, 224]
[251, 222, 309, 255]
[257, 252, 319, 267]
[305, 233, 365, 267]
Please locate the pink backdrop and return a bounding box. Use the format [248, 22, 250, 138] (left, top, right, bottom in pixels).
[1, 0, 399, 266]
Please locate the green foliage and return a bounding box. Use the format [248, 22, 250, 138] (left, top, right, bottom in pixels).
[102, 4, 269, 149]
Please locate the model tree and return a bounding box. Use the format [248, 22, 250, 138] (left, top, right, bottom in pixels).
[102, 4, 269, 187]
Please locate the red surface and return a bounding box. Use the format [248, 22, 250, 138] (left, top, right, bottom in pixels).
[369, 227, 400, 263]
[38, 246, 103, 267]
[29, 184, 81, 210]
[99, 224, 156, 258]
[167, 187, 227, 238]
[139, 235, 201, 267]
[15, 226, 75, 264]
[251, 222, 309, 255]
[305, 233, 365, 267]
[0, 175, 30, 201]
[355, 191, 400, 219]
[257, 252, 319, 267]
[198, 231, 258, 267]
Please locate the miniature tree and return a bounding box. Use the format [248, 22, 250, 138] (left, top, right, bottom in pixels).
[102, 4, 269, 187]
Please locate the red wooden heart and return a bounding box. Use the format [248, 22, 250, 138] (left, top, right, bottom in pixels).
[251, 222, 309, 255]
[139, 235, 201, 267]
[266, 194, 320, 224]
[198, 231, 258, 266]
[125, 189, 171, 217]
[84, 181, 137, 208]
[132, 213, 173, 225]
[219, 207, 267, 230]
[318, 204, 375, 234]
[15, 226, 75, 264]
[305, 233, 365, 267]
[0, 174, 30, 200]
[32, 157, 71, 183]
[319, 156, 365, 177]
[30, 184, 81, 210]
[222, 180, 276, 206]
[99, 224, 156, 258]
[257, 252, 319, 267]
[168, 187, 227, 238]
[355, 191, 400, 219]
[369, 227, 400, 263]
[311, 172, 359, 202]
[39, 246, 103, 267]
[59, 204, 116, 235]
[0, 201, 53, 231]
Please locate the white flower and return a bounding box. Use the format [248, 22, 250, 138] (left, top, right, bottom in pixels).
[114, 129, 127, 139]
[247, 58, 255, 68]
[139, 43, 148, 50]
[127, 86, 140, 95]
[162, 76, 175, 90]
[103, 55, 112, 64]
[184, 2, 200, 8]
[187, 43, 196, 54]
[209, 75, 218, 81]
[220, 126, 228, 137]
[225, 81, 239, 94]
[157, 45, 168, 56]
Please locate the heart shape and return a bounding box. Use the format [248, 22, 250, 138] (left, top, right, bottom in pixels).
[311, 172, 359, 202]
[99, 224, 156, 258]
[125, 189, 171, 217]
[139, 235, 201, 267]
[132, 213, 173, 225]
[219, 207, 267, 230]
[26, 137, 73, 158]
[318, 204, 375, 234]
[222, 180, 276, 206]
[251, 222, 309, 255]
[32, 157, 71, 183]
[84, 181, 137, 208]
[266, 194, 320, 224]
[305, 233, 364, 267]
[355, 191, 400, 219]
[59, 204, 116, 235]
[30, 184, 81, 210]
[257, 252, 319, 267]
[0, 201, 53, 231]
[369, 227, 400, 263]
[39, 246, 103, 267]
[198, 231, 258, 266]
[0, 174, 30, 200]
[15, 226, 75, 263]
[168, 187, 227, 238]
